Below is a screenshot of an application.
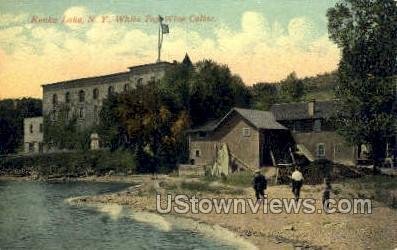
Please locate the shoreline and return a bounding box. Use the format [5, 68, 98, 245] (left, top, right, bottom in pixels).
[0, 174, 155, 183]
[3, 175, 397, 249]
[66, 197, 261, 250]
[66, 186, 276, 250]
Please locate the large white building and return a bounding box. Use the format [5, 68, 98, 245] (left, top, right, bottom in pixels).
[24, 60, 177, 153]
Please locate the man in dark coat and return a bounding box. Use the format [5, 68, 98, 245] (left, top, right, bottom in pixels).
[252, 169, 267, 201]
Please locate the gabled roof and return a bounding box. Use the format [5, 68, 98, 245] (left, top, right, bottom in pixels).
[187, 107, 287, 133]
[271, 100, 336, 121]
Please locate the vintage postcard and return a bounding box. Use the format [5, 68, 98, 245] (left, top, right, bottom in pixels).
[0, 0, 396, 249]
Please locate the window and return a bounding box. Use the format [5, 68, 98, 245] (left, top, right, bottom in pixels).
[150, 76, 155, 82]
[198, 132, 207, 138]
[242, 128, 251, 137]
[39, 123, 43, 133]
[316, 143, 326, 158]
[79, 107, 84, 119]
[94, 105, 99, 123]
[52, 94, 58, 105]
[51, 110, 57, 121]
[293, 121, 302, 132]
[30, 124, 33, 134]
[65, 92, 70, 103]
[123, 83, 129, 92]
[79, 90, 85, 102]
[137, 78, 143, 85]
[28, 143, 34, 152]
[93, 88, 99, 100]
[195, 149, 201, 157]
[313, 119, 322, 132]
[108, 86, 114, 96]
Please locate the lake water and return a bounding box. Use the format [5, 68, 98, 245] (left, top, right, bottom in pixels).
[0, 181, 238, 250]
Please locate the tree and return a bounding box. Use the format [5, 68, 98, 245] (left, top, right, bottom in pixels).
[160, 59, 251, 126]
[44, 104, 92, 151]
[327, 0, 397, 166]
[0, 98, 42, 154]
[250, 82, 279, 110]
[159, 58, 194, 113]
[99, 59, 252, 172]
[99, 81, 190, 173]
[98, 94, 126, 151]
[188, 60, 251, 125]
[278, 72, 305, 103]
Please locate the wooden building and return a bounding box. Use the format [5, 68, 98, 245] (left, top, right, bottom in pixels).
[186, 108, 295, 170]
[271, 100, 357, 166]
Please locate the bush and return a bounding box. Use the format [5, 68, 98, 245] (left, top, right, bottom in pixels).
[0, 150, 136, 177]
[345, 175, 397, 209]
[302, 159, 333, 184]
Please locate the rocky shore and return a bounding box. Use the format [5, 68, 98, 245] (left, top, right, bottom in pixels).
[66, 175, 397, 250]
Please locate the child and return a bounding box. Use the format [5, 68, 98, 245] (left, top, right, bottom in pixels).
[322, 179, 332, 213]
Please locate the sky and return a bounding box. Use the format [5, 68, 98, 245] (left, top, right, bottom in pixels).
[0, 0, 341, 99]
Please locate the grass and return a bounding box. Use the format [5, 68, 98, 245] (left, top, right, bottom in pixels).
[221, 171, 254, 188]
[179, 180, 245, 195]
[342, 175, 397, 209]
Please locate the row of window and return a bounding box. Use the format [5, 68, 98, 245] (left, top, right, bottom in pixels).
[27, 142, 44, 153]
[50, 106, 100, 121]
[29, 123, 43, 134]
[51, 77, 156, 105]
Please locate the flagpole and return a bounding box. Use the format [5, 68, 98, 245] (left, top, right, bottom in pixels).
[157, 16, 162, 63]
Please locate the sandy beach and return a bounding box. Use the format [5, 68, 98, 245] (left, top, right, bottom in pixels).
[64, 175, 397, 250]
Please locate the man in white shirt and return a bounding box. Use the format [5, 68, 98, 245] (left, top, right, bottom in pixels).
[291, 167, 304, 199]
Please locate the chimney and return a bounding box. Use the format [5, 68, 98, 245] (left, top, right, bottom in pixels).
[308, 99, 315, 117]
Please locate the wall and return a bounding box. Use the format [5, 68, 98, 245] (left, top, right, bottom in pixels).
[23, 117, 44, 153]
[178, 164, 206, 177]
[189, 137, 218, 166]
[42, 63, 171, 130]
[293, 131, 357, 166]
[189, 113, 260, 168]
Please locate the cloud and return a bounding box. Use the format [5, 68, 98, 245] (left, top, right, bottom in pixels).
[63, 6, 89, 30]
[0, 13, 28, 26]
[0, 10, 340, 99]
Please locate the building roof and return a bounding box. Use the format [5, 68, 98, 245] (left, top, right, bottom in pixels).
[270, 100, 336, 120]
[187, 107, 287, 133]
[182, 53, 193, 67]
[42, 61, 173, 90]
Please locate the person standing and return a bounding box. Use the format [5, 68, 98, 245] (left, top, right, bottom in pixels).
[322, 179, 332, 212]
[252, 169, 267, 201]
[291, 166, 303, 199]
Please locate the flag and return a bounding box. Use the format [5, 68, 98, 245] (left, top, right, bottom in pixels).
[161, 24, 169, 34]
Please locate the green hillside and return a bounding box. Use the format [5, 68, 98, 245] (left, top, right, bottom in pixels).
[301, 71, 338, 101]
